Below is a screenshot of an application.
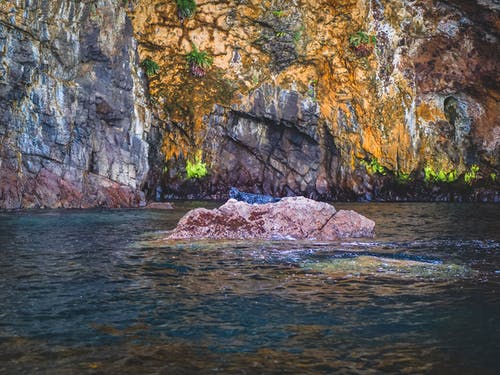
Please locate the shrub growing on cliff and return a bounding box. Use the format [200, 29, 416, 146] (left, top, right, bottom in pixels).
[142, 58, 159, 77]
[176, 0, 196, 19]
[186, 158, 207, 179]
[464, 164, 480, 185]
[424, 166, 458, 183]
[186, 44, 213, 78]
[349, 31, 376, 57]
[396, 172, 412, 184]
[361, 158, 386, 175]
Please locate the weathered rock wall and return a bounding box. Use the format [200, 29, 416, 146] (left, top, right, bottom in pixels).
[131, 0, 499, 201]
[0, 0, 498, 207]
[0, 0, 151, 208]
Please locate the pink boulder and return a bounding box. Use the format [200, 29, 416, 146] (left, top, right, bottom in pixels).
[167, 197, 375, 240]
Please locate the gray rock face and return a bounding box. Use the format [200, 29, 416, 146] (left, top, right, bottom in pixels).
[167, 197, 375, 240]
[0, 1, 151, 208]
[203, 84, 337, 199]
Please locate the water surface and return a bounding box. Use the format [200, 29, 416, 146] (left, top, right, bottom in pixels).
[0, 202, 499, 374]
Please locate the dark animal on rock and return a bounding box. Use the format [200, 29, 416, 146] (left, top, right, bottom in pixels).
[229, 187, 281, 204]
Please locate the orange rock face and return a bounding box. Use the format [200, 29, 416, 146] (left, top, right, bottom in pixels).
[128, 0, 499, 200]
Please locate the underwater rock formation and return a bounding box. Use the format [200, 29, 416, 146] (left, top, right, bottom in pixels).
[167, 197, 375, 240]
[302, 256, 475, 280]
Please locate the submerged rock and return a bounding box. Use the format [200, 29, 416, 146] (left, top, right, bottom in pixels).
[302, 256, 474, 280]
[167, 197, 374, 240]
[144, 202, 175, 209]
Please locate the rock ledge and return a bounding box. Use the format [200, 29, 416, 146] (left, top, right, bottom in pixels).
[168, 197, 375, 240]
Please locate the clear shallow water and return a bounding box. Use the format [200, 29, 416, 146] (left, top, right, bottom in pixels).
[0, 202, 498, 374]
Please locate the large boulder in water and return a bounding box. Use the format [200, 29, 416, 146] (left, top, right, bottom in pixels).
[167, 197, 375, 240]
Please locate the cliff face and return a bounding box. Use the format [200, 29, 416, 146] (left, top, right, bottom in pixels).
[0, 0, 498, 207]
[0, 0, 151, 208]
[131, 0, 499, 201]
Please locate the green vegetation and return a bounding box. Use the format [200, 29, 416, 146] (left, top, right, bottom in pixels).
[348, 31, 376, 48]
[361, 158, 386, 175]
[464, 164, 480, 185]
[423, 166, 436, 183]
[293, 30, 302, 42]
[275, 31, 286, 38]
[396, 171, 412, 184]
[186, 44, 213, 77]
[348, 31, 376, 57]
[272, 10, 285, 17]
[424, 166, 458, 183]
[490, 172, 497, 182]
[186, 157, 207, 179]
[307, 79, 318, 99]
[176, 0, 196, 19]
[142, 58, 160, 77]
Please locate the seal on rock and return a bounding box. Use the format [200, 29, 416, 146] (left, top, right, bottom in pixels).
[229, 187, 281, 204]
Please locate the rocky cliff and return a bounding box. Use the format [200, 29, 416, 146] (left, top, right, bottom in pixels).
[0, 0, 499, 208]
[131, 0, 499, 201]
[0, 0, 151, 208]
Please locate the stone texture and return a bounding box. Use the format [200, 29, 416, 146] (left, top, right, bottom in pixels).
[0, 0, 151, 209]
[167, 197, 375, 240]
[0, 0, 498, 208]
[130, 0, 499, 201]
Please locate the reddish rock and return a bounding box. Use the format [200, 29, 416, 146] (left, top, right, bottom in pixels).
[167, 197, 375, 240]
[0, 165, 144, 210]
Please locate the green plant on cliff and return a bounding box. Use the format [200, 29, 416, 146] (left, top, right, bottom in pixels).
[348, 31, 376, 57]
[176, 0, 196, 19]
[349, 31, 376, 47]
[186, 44, 213, 78]
[186, 155, 207, 179]
[490, 173, 497, 182]
[142, 58, 160, 77]
[424, 166, 457, 183]
[445, 170, 458, 183]
[361, 158, 386, 175]
[396, 172, 412, 184]
[307, 79, 318, 100]
[464, 164, 480, 185]
[423, 166, 436, 183]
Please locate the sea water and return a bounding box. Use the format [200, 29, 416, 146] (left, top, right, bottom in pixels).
[0, 202, 498, 374]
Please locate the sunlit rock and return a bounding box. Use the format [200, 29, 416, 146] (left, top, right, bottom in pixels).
[167, 197, 375, 240]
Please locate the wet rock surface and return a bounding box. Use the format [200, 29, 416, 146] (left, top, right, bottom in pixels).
[167, 197, 375, 240]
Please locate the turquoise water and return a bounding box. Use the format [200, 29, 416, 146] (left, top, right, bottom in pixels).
[0, 202, 499, 374]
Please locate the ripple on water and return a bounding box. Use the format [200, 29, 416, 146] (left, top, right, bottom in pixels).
[0, 203, 499, 374]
